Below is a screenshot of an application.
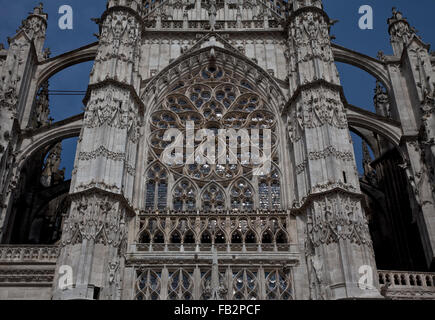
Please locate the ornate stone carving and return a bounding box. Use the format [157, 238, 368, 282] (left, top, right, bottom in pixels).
[0, 268, 55, 284]
[61, 194, 127, 248]
[141, 0, 288, 31]
[288, 86, 348, 143]
[306, 194, 372, 248]
[362, 141, 378, 186]
[16, 3, 47, 42]
[0, 86, 18, 112]
[84, 85, 141, 142]
[287, 9, 339, 85]
[388, 7, 418, 55]
[308, 145, 354, 161]
[0, 245, 59, 263]
[33, 81, 51, 128]
[40, 143, 65, 188]
[78, 146, 126, 162]
[374, 81, 391, 118]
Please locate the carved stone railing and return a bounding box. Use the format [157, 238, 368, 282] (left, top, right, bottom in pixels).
[378, 270, 435, 300]
[0, 245, 60, 264]
[135, 243, 291, 253]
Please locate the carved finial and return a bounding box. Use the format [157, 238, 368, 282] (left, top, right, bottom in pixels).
[29, 2, 47, 18]
[43, 48, 51, 59]
[34, 3, 44, 15]
[377, 51, 385, 61]
[362, 141, 372, 165]
[388, 7, 407, 27]
[387, 7, 419, 56]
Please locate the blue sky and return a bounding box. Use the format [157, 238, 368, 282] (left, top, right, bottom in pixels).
[1, 0, 434, 178]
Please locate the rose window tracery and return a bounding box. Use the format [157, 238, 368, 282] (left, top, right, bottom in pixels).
[145, 65, 282, 211]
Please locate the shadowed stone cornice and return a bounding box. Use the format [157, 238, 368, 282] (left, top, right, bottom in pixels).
[292, 187, 365, 213]
[282, 79, 348, 115]
[83, 79, 145, 116]
[126, 252, 299, 267]
[68, 187, 136, 217]
[0, 268, 55, 286]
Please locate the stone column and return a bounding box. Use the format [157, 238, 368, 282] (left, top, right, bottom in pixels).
[52, 0, 143, 300]
[0, 4, 48, 242]
[285, 0, 381, 299]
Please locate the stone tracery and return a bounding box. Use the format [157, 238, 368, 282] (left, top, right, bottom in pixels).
[0, 0, 434, 301]
[145, 63, 282, 211]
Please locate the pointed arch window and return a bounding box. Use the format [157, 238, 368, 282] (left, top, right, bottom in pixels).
[136, 269, 161, 301]
[201, 184, 225, 211]
[265, 269, 292, 300]
[232, 269, 258, 300]
[258, 166, 281, 210]
[173, 179, 197, 211]
[145, 163, 168, 210]
[230, 180, 254, 211]
[168, 269, 194, 300]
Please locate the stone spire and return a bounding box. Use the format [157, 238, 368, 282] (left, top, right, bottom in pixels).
[13, 2, 48, 56]
[385, 8, 435, 269]
[387, 7, 418, 56]
[0, 4, 49, 229]
[285, 0, 381, 299]
[53, 0, 143, 300]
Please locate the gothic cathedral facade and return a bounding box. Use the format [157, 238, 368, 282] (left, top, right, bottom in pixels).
[0, 0, 434, 300]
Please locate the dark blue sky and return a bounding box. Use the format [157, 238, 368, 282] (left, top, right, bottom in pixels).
[1, 0, 434, 177]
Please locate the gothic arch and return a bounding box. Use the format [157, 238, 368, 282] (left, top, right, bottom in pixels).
[141, 47, 289, 211]
[349, 127, 379, 158]
[229, 177, 255, 211]
[200, 182, 226, 211]
[144, 160, 169, 211]
[257, 163, 283, 210]
[36, 42, 98, 88]
[141, 45, 287, 116]
[16, 115, 83, 172]
[332, 44, 392, 94]
[171, 177, 198, 211]
[346, 105, 402, 148]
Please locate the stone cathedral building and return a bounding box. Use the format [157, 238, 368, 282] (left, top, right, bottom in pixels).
[0, 0, 434, 300]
